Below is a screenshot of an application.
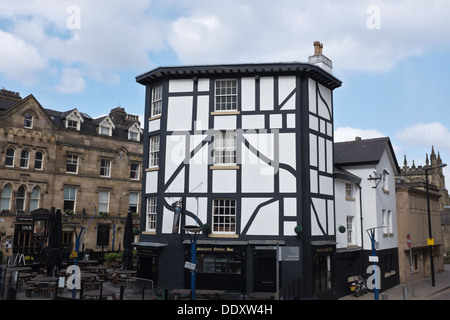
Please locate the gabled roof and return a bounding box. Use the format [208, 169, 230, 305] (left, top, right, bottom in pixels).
[334, 137, 400, 173]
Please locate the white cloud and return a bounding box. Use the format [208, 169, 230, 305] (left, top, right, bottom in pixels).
[0, 30, 47, 84]
[334, 127, 386, 142]
[396, 122, 450, 153]
[54, 68, 85, 93]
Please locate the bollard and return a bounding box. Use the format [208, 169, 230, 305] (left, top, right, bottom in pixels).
[402, 286, 408, 300]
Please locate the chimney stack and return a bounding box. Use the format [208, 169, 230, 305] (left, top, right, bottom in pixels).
[308, 41, 333, 74]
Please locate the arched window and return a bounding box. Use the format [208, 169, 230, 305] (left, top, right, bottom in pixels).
[16, 186, 27, 212]
[6, 148, 15, 167]
[1, 185, 12, 211]
[24, 113, 33, 128]
[30, 187, 40, 211]
[20, 150, 30, 168]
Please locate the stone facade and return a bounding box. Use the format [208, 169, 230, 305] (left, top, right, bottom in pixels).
[0, 89, 143, 263]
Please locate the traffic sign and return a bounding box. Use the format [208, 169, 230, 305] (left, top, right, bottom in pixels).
[406, 234, 412, 249]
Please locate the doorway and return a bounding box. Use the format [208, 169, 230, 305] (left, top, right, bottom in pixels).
[253, 251, 277, 292]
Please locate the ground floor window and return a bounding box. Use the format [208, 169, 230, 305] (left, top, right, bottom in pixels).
[197, 254, 241, 274]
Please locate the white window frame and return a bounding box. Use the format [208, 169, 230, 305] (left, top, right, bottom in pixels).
[129, 192, 139, 214]
[146, 197, 157, 232]
[16, 186, 26, 212]
[130, 163, 140, 180]
[151, 85, 162, 118]
[67, 119, 79, 130]
[346, 216, 354, 245]
[20, 150, 30, 169]
[1, 185, 12, 211]
[100, 159, 111, 177]
[64, 187, 77, 213]
[66, 155, 79, 174]
[98, 190, 110, 214]
[35, 151, 44, 170]
[215, 79, 238, 112]
[30, 187, 40, 211]
[6, 148, 15, 167]
[24, 113, 33, 129]
[214, 132, 237, 165]
[212, 198, 236, 235]
[149, 136, 160, 168]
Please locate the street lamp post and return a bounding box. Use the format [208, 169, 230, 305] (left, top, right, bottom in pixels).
[425, 163, 446, 287]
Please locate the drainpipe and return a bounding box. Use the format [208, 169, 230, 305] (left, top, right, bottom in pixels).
[358, 183, 364, 274]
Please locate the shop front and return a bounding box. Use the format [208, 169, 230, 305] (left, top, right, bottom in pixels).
[134, 242, 167, 286]
[185, 241, 247, 293]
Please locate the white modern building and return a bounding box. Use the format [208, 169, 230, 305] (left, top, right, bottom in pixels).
[135, 42, 342, 299]
[334, 137, 400, 297]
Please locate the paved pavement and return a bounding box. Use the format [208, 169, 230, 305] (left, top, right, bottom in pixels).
[339, 264, 450, 300]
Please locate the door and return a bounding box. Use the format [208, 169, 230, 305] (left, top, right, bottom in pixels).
[253, 251, 277, 292]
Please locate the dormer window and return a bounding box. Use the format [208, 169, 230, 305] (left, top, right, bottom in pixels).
[24, 113, 33, 129]
[64, 109, 84, 131]
[97, 116, 115, 136]
[128, 122, 142, 141]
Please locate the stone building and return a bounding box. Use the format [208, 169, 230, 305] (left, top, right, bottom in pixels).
[395, 147, 447, 283]
[0, 88, 143, 263]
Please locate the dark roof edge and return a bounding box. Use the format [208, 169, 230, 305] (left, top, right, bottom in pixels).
[136, 62, 342, 89]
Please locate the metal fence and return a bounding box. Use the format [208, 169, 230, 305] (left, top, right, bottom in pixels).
[120, 277, 156, 300]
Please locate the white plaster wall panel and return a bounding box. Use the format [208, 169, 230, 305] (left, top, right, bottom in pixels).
[283, 198, 297, 217]
[148, 118, 160, 132]
[198, 78, 210, 92]
[278, 76, 296, 110]
[319, 175, 333, 196]
[165, 135, 186, 183]
[287, 113, 296, 128]
[241, 198, 271, 233]
[162, 206, 175, 234]
[309, 115, 318, 131]
[327, 200, 335, 236]
[309, 79, 317, 113]
[242, 115, 265, 130]
[327, 122, 333, 137]
[246, 200, 278, 235]
[270, 114, 282, 128]
[311, 197, 326, 236]
[241, 77, 256, 112]
[189, 134, 208, 164]
[243, 133, 275, 165]
[284, 221, 297, 236]
[185, 197, 208, 226]
[318, 137, 326, 172]
[318, 83, 332, 111]
[165, 167, 185, 193]
[196, 96, 209, 131]
[188, 136, 208, 193]
[310, 169, 318, 193]
[214, 115, 236, 130]
[280, 168, 296, 193]
[242, 149, 274, 193]
[260, 77, 274, 111]
[145, 171, 158, 194]
[279, 133, 296, 169]
[212, 170, 237, 193]
[167, 96, 193, 131]
[320, 119, 326, 135]
[309, 134, 317, 167]
[169, 79, 194, 93]
[326, 139, 333, 173]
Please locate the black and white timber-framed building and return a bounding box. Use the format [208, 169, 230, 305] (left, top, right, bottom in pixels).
[135, 42, 342, 299]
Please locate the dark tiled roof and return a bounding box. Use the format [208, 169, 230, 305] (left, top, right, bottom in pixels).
[334, 137, 400, 173]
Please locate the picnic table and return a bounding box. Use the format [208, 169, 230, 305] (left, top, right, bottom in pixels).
[85, 265, 109, 280]
[111, 269, 136, 285]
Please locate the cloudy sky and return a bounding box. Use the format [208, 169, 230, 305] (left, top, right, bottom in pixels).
[1, 0, 450, 179]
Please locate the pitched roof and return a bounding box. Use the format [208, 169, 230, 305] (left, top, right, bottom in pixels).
[334, 137, 400, 173]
